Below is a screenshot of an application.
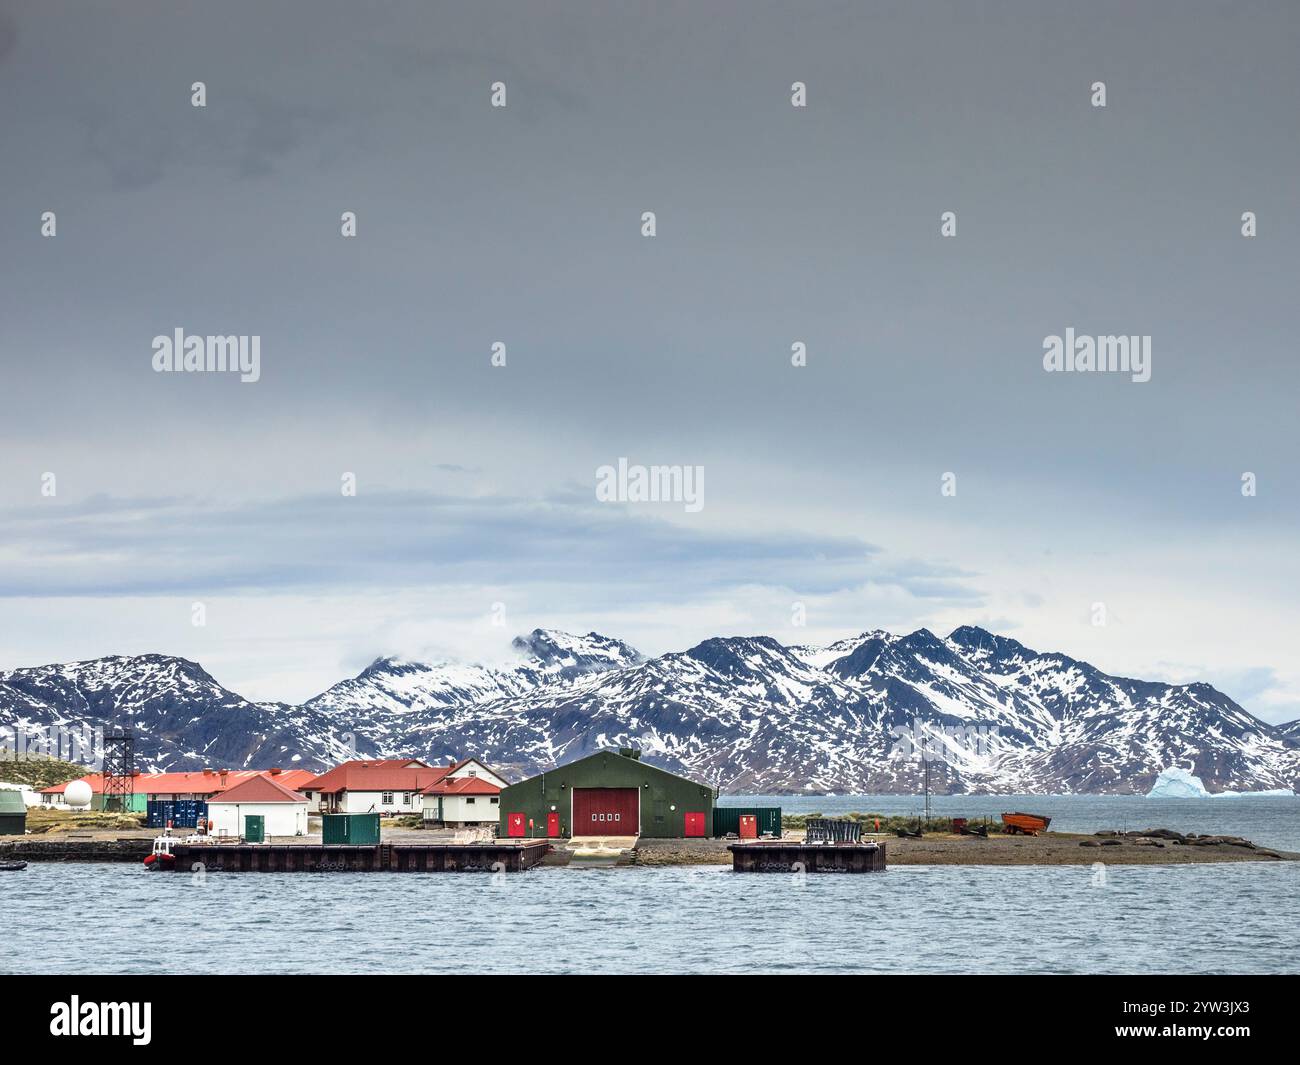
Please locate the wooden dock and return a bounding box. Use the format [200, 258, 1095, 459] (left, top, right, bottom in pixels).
[170, 840, 551, 873]
[729, 840, 887, 873]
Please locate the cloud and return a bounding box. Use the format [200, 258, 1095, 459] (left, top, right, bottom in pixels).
[0, 490, 982, 611]
[80, 90, 339, 190]
[0, 12, 16, 64]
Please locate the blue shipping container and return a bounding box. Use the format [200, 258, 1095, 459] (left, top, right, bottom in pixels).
[146, 799, 209, 828]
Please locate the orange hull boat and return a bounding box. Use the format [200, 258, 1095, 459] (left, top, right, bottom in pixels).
[1001, 811, 1051, 835]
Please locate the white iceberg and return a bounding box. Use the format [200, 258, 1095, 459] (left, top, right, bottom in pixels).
[1147, 767, 1211, 797]
[1146, 766, 1294, 798]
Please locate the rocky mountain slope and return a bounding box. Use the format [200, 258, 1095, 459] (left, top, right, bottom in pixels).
[2, 627, 1296, 794]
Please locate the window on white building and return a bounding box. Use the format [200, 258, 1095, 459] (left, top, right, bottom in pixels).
[402, 792, 412, 804]
[490, 797, 499, 804]
[381, 791, 394, 804]
[466, 797, 476, 805]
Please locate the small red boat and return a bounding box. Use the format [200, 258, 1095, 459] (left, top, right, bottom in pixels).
[1001, 811, 1051, 836]
[143, 835, 177, 869]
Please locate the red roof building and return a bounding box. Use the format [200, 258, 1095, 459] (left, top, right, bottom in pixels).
[421, 775, 501, 797]
[207, 774, 308, 804]
[206, 772, 311, 838]
[419, 760, 507, 828]
[302, 757, 508, 816]
[39, 767, 317, 804]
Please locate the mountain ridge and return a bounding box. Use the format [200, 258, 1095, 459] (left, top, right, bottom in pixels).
[2, 626, 1296, 794]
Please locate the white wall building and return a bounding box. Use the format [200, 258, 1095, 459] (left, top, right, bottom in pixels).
[305, 757, 507, 817]
[421, 760, 507, 826]
[206, 774, 309, 838]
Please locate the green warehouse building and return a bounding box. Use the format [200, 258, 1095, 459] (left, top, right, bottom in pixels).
[500, 748, 716, 839]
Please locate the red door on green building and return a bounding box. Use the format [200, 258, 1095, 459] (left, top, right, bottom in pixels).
[684, 811, 706, 837]
[547, 811, 560, 837]
[506, 812, 525, 837]
[738, 814, 758, 839]
[572, 787, 639, 835]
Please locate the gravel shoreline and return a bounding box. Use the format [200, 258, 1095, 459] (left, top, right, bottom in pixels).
[634, 832, 1299, 866]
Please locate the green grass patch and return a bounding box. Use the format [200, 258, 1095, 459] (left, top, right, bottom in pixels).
[0, 753, 92, 789]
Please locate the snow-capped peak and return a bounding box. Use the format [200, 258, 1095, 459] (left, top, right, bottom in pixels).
[511, 629, 644, 677]
[2, 626, 1297, 794]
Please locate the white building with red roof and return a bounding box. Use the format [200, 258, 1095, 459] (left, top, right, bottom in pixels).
[206, 773, 310, 838]
[301, 758, 446, 815]
[301, 756, 507, 820]
[421, 759, 508, 827]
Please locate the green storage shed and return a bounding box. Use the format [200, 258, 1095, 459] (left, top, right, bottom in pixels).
[0, 789, 27, 835]
[713, 805, 782, 839]
[498, 748, 716, 839]
[322, 812, 381, 846]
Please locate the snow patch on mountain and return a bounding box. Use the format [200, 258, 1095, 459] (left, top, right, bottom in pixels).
[2, 627, 1298, 794]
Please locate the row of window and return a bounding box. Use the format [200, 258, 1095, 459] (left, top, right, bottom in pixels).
[378, 791, 499, 805]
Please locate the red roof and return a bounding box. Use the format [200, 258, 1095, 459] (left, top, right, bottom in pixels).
[41, 768, 317, 796]
[421, 775, 502, 796]
[302, 759, 446, 795]
[207, 774, 308, 804]
[41, 774, 103, 795]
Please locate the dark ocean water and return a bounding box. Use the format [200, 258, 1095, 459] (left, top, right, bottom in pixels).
[2, 860, 1297, 974]
[4, 796, 1296, 975]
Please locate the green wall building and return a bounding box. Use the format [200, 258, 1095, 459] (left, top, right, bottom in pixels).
[0, 789, 27, 835]
[499, 748, 716, 839]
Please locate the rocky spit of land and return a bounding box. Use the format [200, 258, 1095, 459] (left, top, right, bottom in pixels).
[634, 830, 1297, 867]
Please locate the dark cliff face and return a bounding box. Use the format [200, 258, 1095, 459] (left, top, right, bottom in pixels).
[2, 628, 1296, 794]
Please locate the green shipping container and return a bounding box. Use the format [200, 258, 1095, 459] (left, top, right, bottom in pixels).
[243, 814, 265, 843]
[322, 812, 381, 846]
[713, 806, 782, 838]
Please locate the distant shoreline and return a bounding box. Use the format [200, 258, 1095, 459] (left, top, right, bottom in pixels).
[634, 833, 1299, 867]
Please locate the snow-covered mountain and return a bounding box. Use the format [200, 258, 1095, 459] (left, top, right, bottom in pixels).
[0, 654, 354, 772]
[2, 627, 1297, 794]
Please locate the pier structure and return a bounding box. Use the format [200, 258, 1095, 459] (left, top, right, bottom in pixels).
[170, 839, 551, 872]
[729, 840, 887, 873]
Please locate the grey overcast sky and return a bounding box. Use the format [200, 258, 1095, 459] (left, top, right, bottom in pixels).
[1, 1, 1297, 718]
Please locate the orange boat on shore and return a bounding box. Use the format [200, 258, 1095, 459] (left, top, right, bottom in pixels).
[1001, 811, 1051, 835]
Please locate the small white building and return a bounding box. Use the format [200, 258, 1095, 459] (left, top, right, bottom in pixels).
[206, 774, 309, 838]
[421, 758, 508, 826]
[421, 776, 502, 827]
[0, 782, 43, 808]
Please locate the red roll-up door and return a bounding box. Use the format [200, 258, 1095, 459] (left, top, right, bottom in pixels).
[572, 787, 639, 835]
